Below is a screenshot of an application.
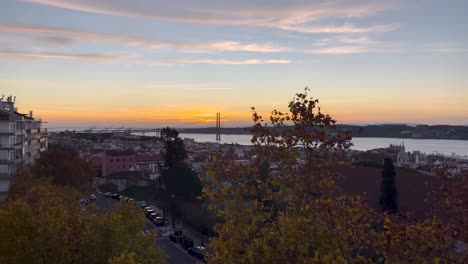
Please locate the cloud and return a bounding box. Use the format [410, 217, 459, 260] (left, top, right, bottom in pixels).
[0, 24, 287, 53]
[0, 50, 125, 62]
[21, 0, 398, 34]
[159, 58, 291, 65]
[0, 49, 291, 65]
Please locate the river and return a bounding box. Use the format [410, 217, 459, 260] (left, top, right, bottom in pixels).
[177, 133, 468, 157]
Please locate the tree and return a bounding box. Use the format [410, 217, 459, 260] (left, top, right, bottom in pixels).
[80, 202, 166, 264]
[30, 148, 95, 193]
[160, 127, 187, 167]
[159, 127, 202, 200]
[1, 169, 166, 264]
[379, 157, 398, 213]
[204, 88, 466, 263]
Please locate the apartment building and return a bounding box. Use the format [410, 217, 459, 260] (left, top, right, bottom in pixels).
[0, 96, 48, 198]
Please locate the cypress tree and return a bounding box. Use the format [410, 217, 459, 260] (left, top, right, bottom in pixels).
[379, 157, 398, 213]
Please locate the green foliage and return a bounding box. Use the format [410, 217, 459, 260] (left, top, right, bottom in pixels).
[160, 127, 202, 200]
[164, 162, 202, 199]
[161, 127, 187, 167]
[379, 158, 398, 213]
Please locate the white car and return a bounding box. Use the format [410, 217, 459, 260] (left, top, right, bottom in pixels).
[90, 194, 97, 200]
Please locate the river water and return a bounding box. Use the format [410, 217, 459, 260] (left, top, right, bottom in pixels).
[177, 133, 468, 157]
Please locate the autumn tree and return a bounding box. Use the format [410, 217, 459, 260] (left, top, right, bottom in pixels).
[204, 88, 466, 263]
[30, 147, 95, 193]
[1, 169, 166, 263]
[80, 202, 166, 264]
[428, 167, 468, 247]
[379, 157, 398, 213]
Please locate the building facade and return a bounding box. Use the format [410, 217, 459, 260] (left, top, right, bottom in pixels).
[0, 96, 48, 198]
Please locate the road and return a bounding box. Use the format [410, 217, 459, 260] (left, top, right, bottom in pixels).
[92, 194, 196, 264]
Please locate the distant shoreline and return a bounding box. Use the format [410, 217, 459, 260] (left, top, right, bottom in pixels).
[178, 124, 468, 141]
[47, 124, 468, 141]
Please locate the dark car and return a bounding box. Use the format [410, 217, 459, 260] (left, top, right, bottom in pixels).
[169, 230, 185, 243]
[187, 246, 207, 261]
[181, 237, 194, 249]
[152, 217, 167, 226]
[140, 202, 147, 208]
[112, 193, 120, 199]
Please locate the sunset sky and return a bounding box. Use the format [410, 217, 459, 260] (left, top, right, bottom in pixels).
[1, 0, 467, 127]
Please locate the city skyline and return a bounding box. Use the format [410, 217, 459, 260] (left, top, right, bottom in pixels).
[1, 0, 467, 127]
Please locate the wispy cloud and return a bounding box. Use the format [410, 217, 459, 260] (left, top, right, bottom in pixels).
[0, 24, 287, 53]
[144, 83, 232, 91]
[308, 36, 468, 54]
[0, 49, 291, 65]
[157, 58, 291, 65]
[0, 50, 125, 61]
[21, 0, 398, 34]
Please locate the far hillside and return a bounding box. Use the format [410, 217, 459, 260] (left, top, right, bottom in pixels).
[180, 124, 468, 140]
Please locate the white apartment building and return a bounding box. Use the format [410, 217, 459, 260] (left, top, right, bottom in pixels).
[0, 96, 47, 198]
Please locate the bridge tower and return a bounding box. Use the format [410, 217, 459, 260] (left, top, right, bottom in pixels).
[216, 112, 221, 141]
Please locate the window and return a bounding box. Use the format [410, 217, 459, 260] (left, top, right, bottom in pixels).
[123, 158, 126, 162]
[117, 159, 120, 162]
[129, 158, 132, 161]
[110, 158, 113, 162]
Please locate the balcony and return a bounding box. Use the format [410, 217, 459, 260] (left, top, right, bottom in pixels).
[27, 128, 39, 134]
[0, 173, 12, 179]
[0, 144, 14, 150]
[15, 129, 25, 135]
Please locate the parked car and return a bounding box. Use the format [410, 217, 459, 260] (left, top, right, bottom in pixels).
[140, 202, 147, 208]
[104, 192, 112, 197]
[89, 194, 97, 200]
[152, 217, 167, 226]
[145, 210, 155, 217]
[181, 237, 194, 249]
[169, 230, 185, 243]
[112, 193, 120, 199]
[187, 246, 207, 261]
[147, 212, 158, 220]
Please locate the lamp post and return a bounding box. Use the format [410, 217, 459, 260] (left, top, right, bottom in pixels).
[171, 194, 184, 228]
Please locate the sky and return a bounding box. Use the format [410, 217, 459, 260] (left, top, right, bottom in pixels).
[1, 0, 467, 128]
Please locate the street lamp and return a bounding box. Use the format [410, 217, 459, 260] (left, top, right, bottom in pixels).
[171, 194, 184, 228]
